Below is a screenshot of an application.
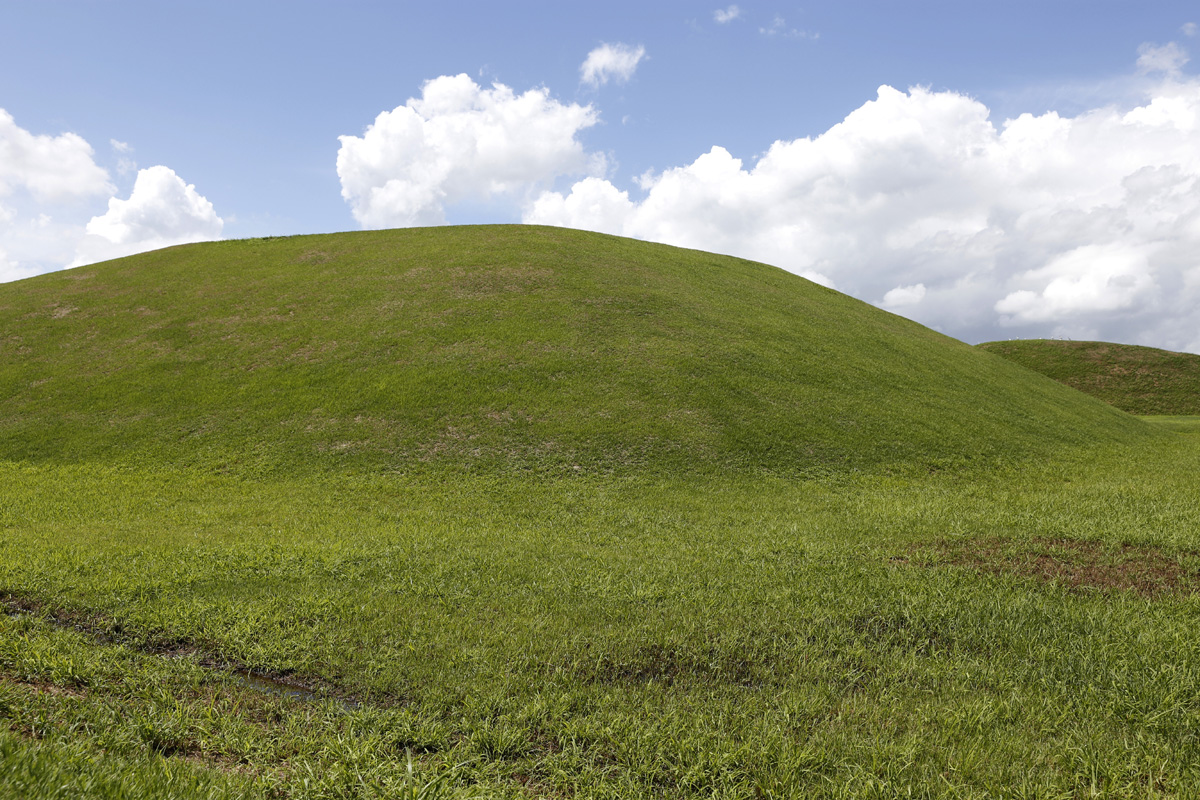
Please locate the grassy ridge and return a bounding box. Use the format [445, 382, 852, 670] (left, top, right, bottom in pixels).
[978, 339, 1200, 415]
[0, 225, 1150, 477]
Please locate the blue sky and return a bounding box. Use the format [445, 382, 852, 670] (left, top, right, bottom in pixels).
[3, 1, 1200, 351]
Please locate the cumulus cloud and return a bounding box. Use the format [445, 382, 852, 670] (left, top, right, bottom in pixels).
[580, 43, 647, 88]
[0, 109, 107, 281]
[995, 244, 1156, 322]
[527, 176, 637, 238]
[72, 166, 223, 266]
[1183, 22, 1197, 37]
[337, 74, 602, 228]
[714, 5, 742, 24]
[882, 283, 927, 309]
[0, 109, 112, 203]
[0, 109, 224, 281]
[527, 55, 1200, 352]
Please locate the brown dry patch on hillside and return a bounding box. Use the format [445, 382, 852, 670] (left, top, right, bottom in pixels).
[913, 537, 1200, 597]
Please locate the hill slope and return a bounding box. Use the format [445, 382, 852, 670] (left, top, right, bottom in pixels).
[978, 339, 1200, 416]
[0, 225, 1152, 476]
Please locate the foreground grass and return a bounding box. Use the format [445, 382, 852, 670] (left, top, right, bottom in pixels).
[4, 423, 1200, 798]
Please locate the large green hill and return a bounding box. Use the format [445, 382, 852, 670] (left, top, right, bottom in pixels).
[0, 225, 1152, 476]
[978, 339, 1200, 416]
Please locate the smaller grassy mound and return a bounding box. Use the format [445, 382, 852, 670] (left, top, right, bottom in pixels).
[978, 339, 1200, 415]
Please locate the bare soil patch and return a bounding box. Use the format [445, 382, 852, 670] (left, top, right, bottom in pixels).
[912, 537, 1200, 597]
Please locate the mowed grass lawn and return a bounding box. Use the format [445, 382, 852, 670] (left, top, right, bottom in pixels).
[2, 227, 1197, 797]
[3, 421, 1200, 799]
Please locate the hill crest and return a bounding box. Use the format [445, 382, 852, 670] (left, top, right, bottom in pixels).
[0, 225, 1153, 476]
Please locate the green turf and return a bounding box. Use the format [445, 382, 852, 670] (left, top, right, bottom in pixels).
[978, 339, 1200, 416]
[2, 226, 1196, 798]
[1, 225, 1150, 478]
[4, 437, 1200, 798]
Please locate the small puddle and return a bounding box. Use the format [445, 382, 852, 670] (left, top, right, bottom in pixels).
[229, 669, 359, 709]
[2, 608, 34, 625]
[230, 670, 320, 703]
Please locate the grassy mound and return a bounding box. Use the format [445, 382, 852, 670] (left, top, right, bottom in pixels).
[978, 339, 1200, 416]
[0, 225, 1150, 476]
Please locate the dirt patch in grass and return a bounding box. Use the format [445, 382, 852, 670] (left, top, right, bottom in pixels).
[911, 537, 1200, 597]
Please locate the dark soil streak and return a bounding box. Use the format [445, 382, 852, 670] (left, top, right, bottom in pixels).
[0, 593, 366, 709]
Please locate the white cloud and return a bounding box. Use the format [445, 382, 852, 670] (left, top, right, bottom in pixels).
[0, 109, 224, 281]
[111, 139, 137, 176]
[759, 15, 816, 39]
[0, 109, 112, 203]
[72, 166, 223, 266]
[0, 247, 22, 283]
[1183, 22, 1197, 37]
[580, 43, 647, 88]
[0, 210, 85, 282]
[1137, 42, 1189, 76]
[995, 244, 1156, 322]
[527, 176, 636, 238]
[526, 59, 1200, 353]
[0, 109, 108, 281]
[882, 283, 927, 308]
[336, 74, 603, 228]
[760, 15, 784, 35]
[714, 5, 741, 24]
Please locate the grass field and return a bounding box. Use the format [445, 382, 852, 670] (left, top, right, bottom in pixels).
[978, 339, 1200, 416]
[3, 227, 1198, 798]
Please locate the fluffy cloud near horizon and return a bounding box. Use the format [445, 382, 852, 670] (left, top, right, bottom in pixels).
[527, 54, 1200, 353]
[580, 43, 647, 88]
[0, 109, 109, 282]
[337, 74, 603, 228]
[72, 166, 224, 266]
[0, 109, 223, 282]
